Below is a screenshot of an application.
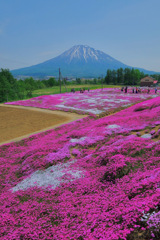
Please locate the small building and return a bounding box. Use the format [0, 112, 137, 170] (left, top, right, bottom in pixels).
[140, 76, 157, 87]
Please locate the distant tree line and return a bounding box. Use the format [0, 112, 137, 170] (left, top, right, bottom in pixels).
[104, 68, 160, 85]
[75, 78, 100, 85]
[104, 68, 145, 85]
[75, 68, 160, 86]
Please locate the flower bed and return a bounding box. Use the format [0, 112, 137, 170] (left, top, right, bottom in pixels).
[6, 88, 158, 115]
[1, 96, 160, 239]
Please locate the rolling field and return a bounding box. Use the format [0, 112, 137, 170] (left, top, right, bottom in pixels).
[1, 88, 160, 240]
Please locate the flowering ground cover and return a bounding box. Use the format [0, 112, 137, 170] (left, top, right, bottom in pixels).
[1, 95, 160, 239]
[6, 87, 158, 115]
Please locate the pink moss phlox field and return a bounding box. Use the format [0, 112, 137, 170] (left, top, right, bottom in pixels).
[1, 96, 160, 239]
[6, 88, 158, 115]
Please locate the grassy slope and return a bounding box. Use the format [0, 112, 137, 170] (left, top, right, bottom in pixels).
[32, 84, 121, 97]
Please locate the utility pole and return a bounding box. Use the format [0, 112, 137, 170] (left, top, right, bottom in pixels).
[101, 75, 103, 90]
[59, 68, 61, 93]
[59, 68, 68, 93]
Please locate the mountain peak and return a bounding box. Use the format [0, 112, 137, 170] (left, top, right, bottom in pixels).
[61, 45, 102, 63]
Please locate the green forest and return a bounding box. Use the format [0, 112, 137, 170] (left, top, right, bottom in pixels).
[0, 68, 160, 103]
[104, 68, 160, 85]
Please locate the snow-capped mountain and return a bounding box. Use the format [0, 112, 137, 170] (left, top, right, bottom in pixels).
[58, 45, 115, 63]
[11, 45, 155, 78]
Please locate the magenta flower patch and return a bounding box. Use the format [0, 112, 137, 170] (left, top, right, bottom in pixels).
[1, 94, 160, 239]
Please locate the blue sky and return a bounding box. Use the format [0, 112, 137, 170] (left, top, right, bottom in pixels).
[0, 0, 160, 72]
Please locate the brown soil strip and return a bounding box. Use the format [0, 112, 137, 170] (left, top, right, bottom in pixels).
[0, 104, 87, 145]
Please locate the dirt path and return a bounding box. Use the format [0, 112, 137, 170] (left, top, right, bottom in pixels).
[0, 104, 87, 146]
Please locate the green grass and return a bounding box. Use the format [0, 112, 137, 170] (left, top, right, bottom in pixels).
[32, 84, 121, 97]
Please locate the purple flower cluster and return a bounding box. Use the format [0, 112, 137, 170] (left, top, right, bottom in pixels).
[1, 94, 160, 239]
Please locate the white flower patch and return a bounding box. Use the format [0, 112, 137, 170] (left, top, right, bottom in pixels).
[55, 104, 87, 112]
[140, 96, 149, 99]
[141, 134, 152, 139]
[55, 104, 77, 110]
[86, 109, 103, 114]
[70, 136, 104, 146]
[115, 99, 130, 103]
[141, 210, 157, 222]
[104, 124, 121, 135]
[85, 99, 98, 104]
[11, 160, 83, 192]
[106, 124, 121, 129]
[70, 137, 87, 143]
[152, 95, 158, 98]
[55, 104, 103, 114]
[103, 99, 116, 103]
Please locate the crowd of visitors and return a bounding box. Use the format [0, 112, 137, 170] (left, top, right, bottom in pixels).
[121, 86, 158, 94]
[71, 88, 90, 93]
[71, 86, 158, 94]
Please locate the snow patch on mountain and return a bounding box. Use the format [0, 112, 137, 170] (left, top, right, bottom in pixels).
[62, 45, 106, 63]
